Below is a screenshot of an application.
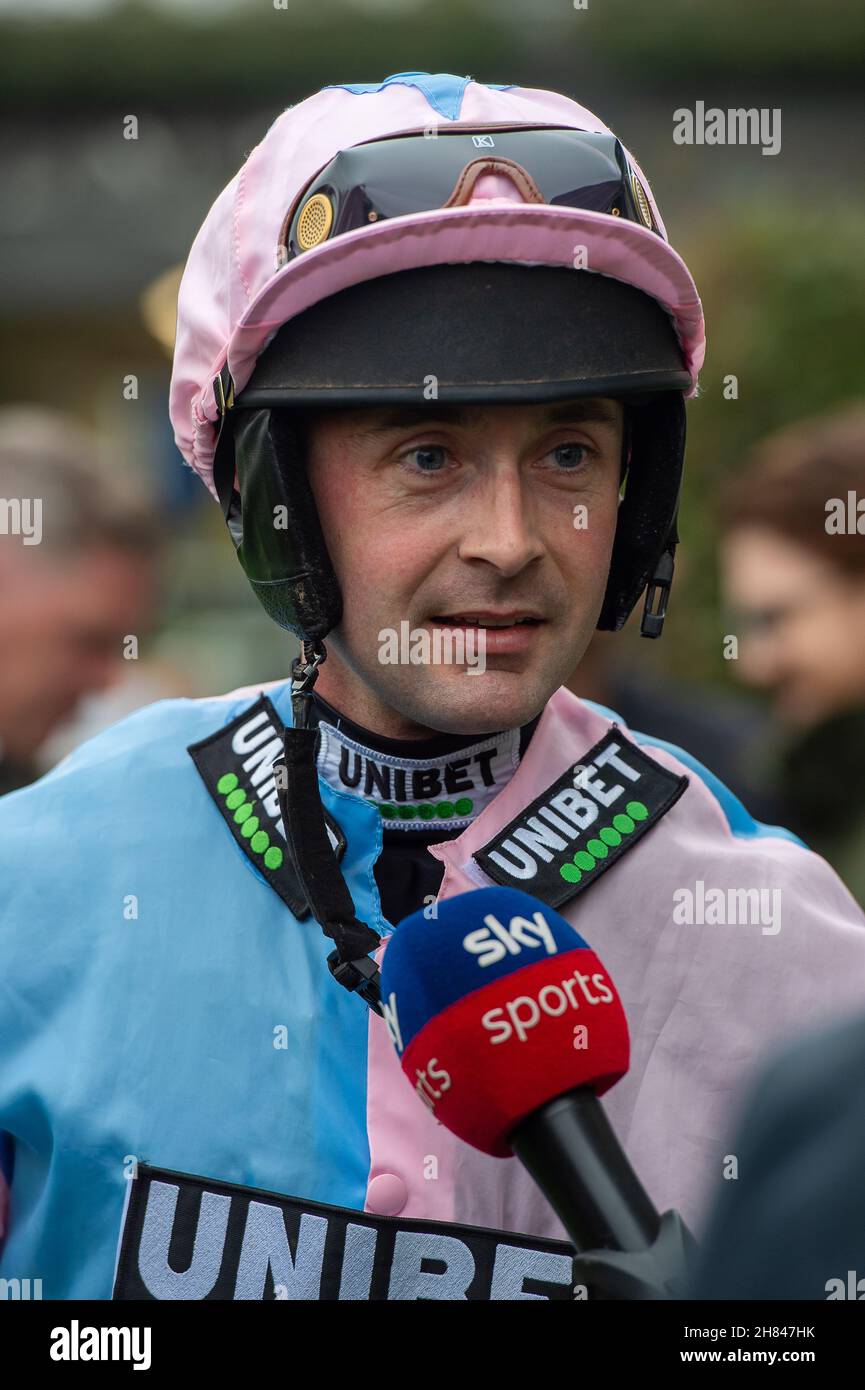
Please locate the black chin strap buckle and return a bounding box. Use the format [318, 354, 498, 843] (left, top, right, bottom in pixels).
[289, 640, 327, 730]
[213, 363, 235, 418]
[641, 546, 675, 639]
[327, 950, 383, 1015]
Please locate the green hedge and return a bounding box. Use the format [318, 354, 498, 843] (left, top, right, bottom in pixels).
[1, 0, 862, 110]
[661, 199, 865, 682]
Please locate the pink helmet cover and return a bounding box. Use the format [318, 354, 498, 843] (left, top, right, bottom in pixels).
[169, 76, 705, 499]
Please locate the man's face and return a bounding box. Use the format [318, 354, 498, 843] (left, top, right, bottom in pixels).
[721, 526, 865, 729]
[0, 546, 157, 762]
[305, 398, 625, 737]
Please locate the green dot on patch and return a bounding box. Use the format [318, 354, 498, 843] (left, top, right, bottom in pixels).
[626, 800, 649, 822]
[574, 850, 596, 872]
[251, 830, 270, 853]
[234, 802, 254, 824]
[613, 813, 635, 834]
[586, 838, 608, 859]
[599, 825, 622, 847]
[225, 788, 246, 810]
[264, 846, 283, 870]
[217, 773, 238, 795]
[560, 863, 582, 883]
[398, 805, 417, 820]
[418, 804, 436, 820]
[241, 816, 260, 838]
[436, 802, 455, 818]
[380, 804, 397, 819]
[454, 797, 473, 816]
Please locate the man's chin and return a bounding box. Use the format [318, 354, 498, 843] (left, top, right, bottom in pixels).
[326, 621, 588, 737]
[387, 664, 556, 737]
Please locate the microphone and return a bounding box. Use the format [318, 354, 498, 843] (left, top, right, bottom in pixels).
[380, 886, 694, 1298]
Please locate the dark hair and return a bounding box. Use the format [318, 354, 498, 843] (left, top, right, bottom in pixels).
[0, 405, 162, 560]
[719, 402, 865, 577]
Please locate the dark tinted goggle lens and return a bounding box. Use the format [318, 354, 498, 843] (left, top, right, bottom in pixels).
[283, 127, 660, 261]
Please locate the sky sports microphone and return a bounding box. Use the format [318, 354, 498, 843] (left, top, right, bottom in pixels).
[380, 886, 694, 1298]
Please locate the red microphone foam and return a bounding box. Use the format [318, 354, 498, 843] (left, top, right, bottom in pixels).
[400, 946, 629, 1157]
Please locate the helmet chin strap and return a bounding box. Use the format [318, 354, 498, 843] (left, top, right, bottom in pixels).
[290, 639, 327, 731]
[274, 637, 385, 1015]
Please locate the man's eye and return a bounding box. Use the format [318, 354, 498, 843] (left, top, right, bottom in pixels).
[401, 445, 448, 473]
[741, 607, 789, 635]
[548, 442, 591, 470]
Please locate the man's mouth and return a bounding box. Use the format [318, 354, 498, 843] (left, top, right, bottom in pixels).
[426, 612, 546, 657]
[430, 612, 545, 629]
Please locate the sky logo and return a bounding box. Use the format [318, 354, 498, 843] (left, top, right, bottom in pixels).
[463, 911, 558, 967]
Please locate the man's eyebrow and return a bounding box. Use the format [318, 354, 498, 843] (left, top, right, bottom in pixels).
[350, 399, 622, 438]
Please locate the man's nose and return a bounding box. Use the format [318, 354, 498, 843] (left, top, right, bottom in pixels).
[456, 470, 545, 577]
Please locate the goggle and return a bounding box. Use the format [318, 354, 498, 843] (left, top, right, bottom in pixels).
[280, 126, 661, 263]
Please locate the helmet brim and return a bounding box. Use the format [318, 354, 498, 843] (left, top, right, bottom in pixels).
[236, 261, 691, 411]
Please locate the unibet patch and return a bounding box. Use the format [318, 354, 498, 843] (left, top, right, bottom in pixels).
[113, 1164, 577, 1301]
[188, 695, 346, 920]
[316, 720, 520, 831]
[474, 729, 688, 909]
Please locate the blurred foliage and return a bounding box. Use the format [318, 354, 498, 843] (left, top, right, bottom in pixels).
[585, 0, 865, 81]
[658, 198, 865, 685]
[0, 0, 863, 111]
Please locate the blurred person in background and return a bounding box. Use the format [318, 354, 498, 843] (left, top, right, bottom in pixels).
[691, 1001, 865, 1300]
[719, 403, 865, 904]
[0, 405, 162, 794]
[571, 628, 780, 823]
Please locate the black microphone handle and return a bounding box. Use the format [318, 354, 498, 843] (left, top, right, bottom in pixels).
[509, 1086, 660, 1254]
